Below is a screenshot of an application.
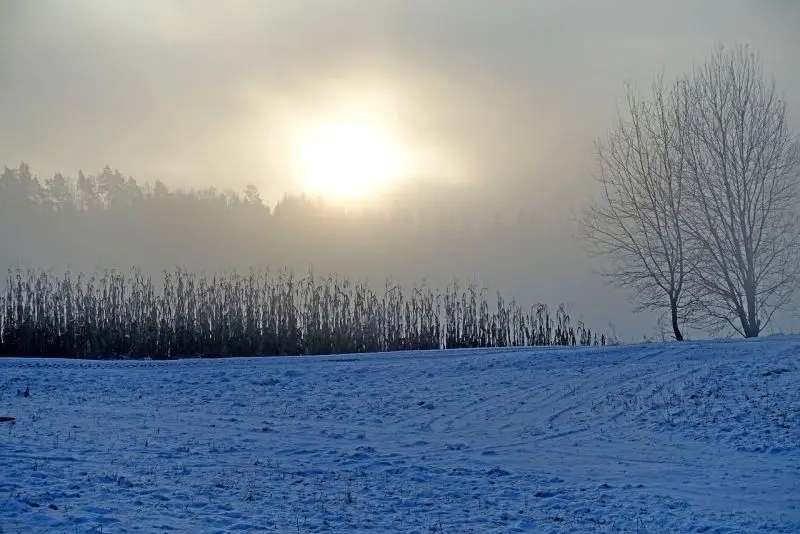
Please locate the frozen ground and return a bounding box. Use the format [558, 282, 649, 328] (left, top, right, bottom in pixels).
[1, 337, 799, 533]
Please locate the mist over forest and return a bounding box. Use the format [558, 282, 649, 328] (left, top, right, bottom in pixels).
[2, 1, 799, 342]
[0, 162, 610, 332]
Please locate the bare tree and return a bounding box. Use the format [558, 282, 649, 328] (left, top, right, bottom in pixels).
[583, 77, 692, 341]
[679, 44, 800, 338]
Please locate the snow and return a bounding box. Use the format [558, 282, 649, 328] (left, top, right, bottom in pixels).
[1, 337, 799, 533]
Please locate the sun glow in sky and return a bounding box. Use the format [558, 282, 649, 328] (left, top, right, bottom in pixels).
[263, 82, 434, 205]
[297, 121, 403, 202]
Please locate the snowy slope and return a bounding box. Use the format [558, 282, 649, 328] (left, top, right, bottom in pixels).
[1, 337, 798, 533]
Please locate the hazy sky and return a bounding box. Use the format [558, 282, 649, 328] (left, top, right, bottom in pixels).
[1, 0, 799, 339]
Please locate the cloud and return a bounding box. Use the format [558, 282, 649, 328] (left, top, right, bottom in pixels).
[3, 1, 797, 199]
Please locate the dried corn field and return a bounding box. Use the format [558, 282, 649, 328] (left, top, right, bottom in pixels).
[0, 268, 606, 359]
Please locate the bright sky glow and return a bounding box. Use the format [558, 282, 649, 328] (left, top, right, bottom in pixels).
[296, 122, 405, 202]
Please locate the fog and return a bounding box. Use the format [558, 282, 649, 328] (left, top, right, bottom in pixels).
[1, 0, 799, 341]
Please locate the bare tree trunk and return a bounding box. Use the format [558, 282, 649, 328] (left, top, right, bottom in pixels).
[670, 296, 683, 341]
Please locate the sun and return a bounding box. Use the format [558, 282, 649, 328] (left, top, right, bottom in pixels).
[297, 122, 402, 202]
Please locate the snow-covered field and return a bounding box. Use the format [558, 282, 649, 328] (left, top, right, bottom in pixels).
[1, 337, 798, 533]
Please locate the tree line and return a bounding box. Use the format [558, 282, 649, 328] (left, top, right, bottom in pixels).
[0, 162, 268, 214]
[584, 44, 800, 340]
[0, 161, 554, 284]
[0, 268, 608, 359]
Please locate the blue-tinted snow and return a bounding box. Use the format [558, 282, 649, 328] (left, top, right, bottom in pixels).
[1, 337, 798, 532]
